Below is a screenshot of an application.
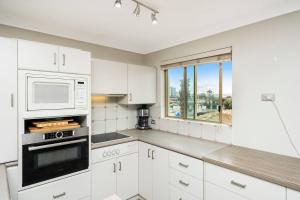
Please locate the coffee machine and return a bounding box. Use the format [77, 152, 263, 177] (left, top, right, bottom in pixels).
[136, 105, 151, 130]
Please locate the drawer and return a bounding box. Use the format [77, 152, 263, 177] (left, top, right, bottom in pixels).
[170, 185, 199, 200]
[205, 163, 286, 200]
[92, 141, 138, 163]
[287, 189, 300, 200]
[205, 182, 247, 200]
[169, 151, 203, 180]
[170, 169, 203, 199]
[19, 172, 91, 200]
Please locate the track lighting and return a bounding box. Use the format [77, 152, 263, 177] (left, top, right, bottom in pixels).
[114, 0, 122, 8]
[151, 12, 157, 24]
[133, 3, 140, 17]
[114, 0, 159, 24]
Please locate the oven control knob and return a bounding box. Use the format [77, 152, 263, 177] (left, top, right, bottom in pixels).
[103, 152, 107, 158]
[112, 150, 116, 156]
[107, 151, 112, 157]
[55, 131, 63, 138]
[116, 149, 120, 155]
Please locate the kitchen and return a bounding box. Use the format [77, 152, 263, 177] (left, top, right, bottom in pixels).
[0, 1, 300, 200]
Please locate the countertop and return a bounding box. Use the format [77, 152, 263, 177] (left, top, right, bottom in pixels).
[91, 129, 227, 159]
[91, 129, 300, 192]
[203, 145, 300, 192]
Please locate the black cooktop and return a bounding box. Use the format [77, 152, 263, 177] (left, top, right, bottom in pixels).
[91, 132, 130, 143]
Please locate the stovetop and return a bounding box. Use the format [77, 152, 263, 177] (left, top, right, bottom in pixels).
[91, 132, 130, 143]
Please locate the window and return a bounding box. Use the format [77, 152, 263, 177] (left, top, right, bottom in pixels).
[164, 52, 232, 125]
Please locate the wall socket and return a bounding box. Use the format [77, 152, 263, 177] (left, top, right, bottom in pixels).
[261, 93, 276, 102]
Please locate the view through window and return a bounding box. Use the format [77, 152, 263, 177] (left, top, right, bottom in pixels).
[165, 55, 232, 125]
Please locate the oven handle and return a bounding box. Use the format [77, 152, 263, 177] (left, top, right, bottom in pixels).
[28, 138, 87, 151]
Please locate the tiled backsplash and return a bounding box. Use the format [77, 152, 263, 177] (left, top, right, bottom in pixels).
[150, 105, 233, 144]
[91, 96, 137, 134]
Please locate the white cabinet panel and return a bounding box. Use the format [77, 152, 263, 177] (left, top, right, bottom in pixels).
[205, 163, 286, 200]
[139, 142, 154, 200]
[18, 40, 59, 71]
[206, 182, 247, 200]
[152, 145, 169, 200]
[117, 153, 139, 199]
[120, 64, 156, 104]
[287, 189, 300, 200]
[59, 47, 91, 74]
[0, 37, 17, 163]
[92, 59, 127, 95]
[170, 185, 198, 200]
[19, 172, 91, 200]
[92, 159, 117, 200]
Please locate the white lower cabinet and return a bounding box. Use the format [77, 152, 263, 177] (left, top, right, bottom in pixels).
[205, 182, 247, 200]
[92, 143, 139, 200]
[170, 185, 198, 200]
[7, 165, 18, 200]
[139, 142, 169, 200]
[205, 163, 286, 200]
[18, 172, 91, 200]
[287, 189, 300, 200]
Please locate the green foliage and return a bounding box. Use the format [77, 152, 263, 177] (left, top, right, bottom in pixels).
[223, 98, 232, 110]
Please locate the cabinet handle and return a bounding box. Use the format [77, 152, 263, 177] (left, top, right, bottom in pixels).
[53, 53, 57, 65]
[53, 192, 66, 199]
[119, 161, 122, 171]
[179, 180, 190, 187]
[151, 150, 155, 160]
[178, 162, 189, 168]
[63, 54, 66, 66]
[147, 149, 151, 158]
[10, 94, 14, 108]
[113, 163, 116, 173]
[230, 180, 247, 189]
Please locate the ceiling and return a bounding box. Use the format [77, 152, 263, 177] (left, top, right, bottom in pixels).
[0, 0, 300, 54]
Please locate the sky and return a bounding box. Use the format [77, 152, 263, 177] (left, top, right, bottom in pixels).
[168, 61, 232, 97]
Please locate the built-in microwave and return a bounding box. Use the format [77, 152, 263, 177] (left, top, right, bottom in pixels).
[19, 70, 89, 115]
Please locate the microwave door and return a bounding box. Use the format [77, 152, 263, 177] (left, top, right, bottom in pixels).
[27, 77, 75, 111]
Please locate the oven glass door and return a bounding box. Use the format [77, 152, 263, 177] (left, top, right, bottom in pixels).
[27, 76, 75, 111]
[22, 136, 89, 187]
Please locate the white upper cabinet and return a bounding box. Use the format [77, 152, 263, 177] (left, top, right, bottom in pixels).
[59, 46, 91, 74]
[120, 64, 156, 104]
[92, 59, 127, 95]
[18, 40, 91, 74]
[18, 40, 59, 71]
[287, 189, 300, 200]
[0, 37, 17, 164]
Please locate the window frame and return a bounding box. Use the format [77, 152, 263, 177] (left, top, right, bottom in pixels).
[164, 61, 231, 125]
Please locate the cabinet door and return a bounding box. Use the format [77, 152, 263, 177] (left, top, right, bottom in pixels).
[0, 37, 17, 163]
[59, 47, 91, 74]
[288, 189, 300, 200]
[92, 59, 127, 95]
[126, 64, 156, 104]
[7, 166, 18, 200]
[92, 159, 117, 200]
[206, 182, 247, 200]
[139, 142, 154, 200]
[152, 146, 169, 200]
[18, 40, 59, 71]
[117, 153, 139, 199]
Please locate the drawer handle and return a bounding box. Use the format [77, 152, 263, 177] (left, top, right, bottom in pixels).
[179, 180, 190, 187]
[230, 180, 247, 189]
[147, 149, 151, 158]
[53, 192, 66, 199]
[178, 162, 189, 168]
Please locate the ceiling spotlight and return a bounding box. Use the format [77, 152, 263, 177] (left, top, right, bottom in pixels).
[114, 0, 122, 8]
[151, 13, 158, 24]
[133, 3, 141, 17]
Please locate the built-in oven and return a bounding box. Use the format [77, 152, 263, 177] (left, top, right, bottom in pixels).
[22, 127, 89, 187]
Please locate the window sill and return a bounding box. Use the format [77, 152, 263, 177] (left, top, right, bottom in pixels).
[161, 117, 232, 128]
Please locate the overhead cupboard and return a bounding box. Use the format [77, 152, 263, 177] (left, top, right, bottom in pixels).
[92, 59, 157, 104]
[18, 40, 91, 74]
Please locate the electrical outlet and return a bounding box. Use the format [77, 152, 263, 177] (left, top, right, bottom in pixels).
[151, 119, 156, 125]
[261, 93, 276, 102]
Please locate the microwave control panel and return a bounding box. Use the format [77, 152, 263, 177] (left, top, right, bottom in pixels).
[75, 79, 88, 108]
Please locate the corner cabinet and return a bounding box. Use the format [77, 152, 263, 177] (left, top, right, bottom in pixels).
[0, 37, 17, 164]
[18, 40, 91, 74]
[139, 142, 169, 200]
[120, 64, 156, 104]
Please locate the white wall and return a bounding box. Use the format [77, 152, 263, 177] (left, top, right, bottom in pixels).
[91, 97, 137, 134]
[145, 11, 300, 157]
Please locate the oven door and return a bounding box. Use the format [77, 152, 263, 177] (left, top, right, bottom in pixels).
[22, 136, 89, 187]
[27, 76, 75, 111]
